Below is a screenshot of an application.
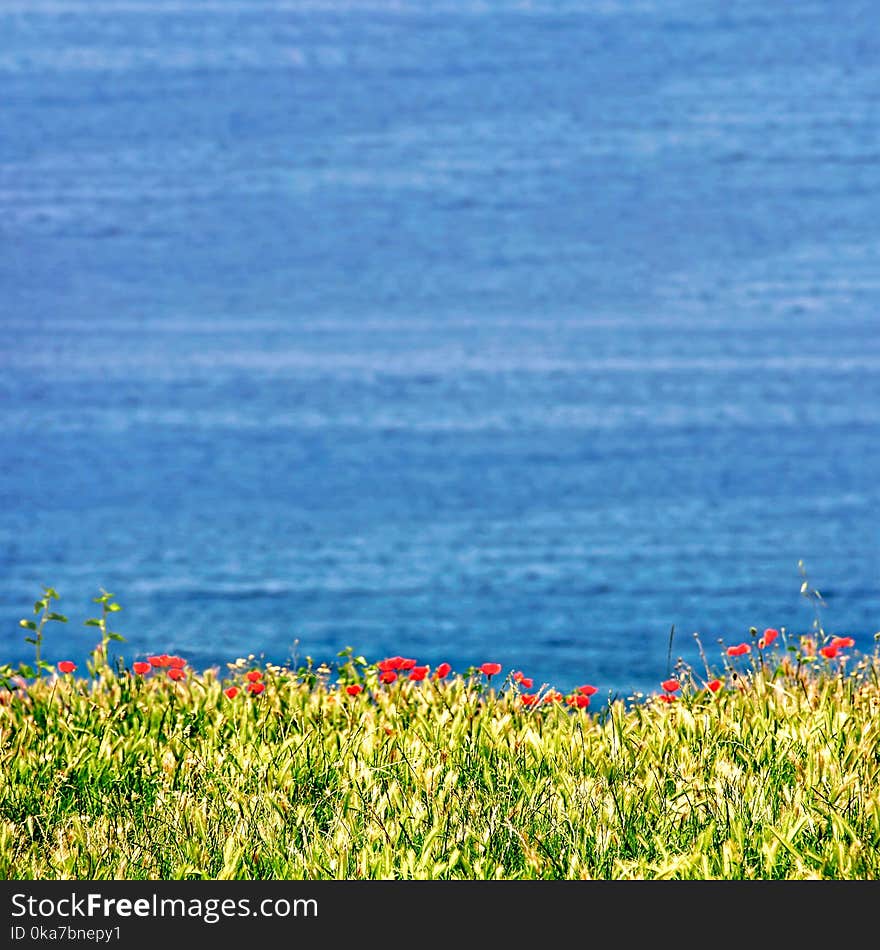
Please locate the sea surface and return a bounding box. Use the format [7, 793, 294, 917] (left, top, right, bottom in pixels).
[2, 0, 879, 699]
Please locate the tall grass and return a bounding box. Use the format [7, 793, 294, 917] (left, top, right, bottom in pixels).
[2, 590, 879, 880]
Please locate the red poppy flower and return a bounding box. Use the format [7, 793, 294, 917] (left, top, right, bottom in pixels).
[433, 662, 452, 679]
[378, 657, 406, 672]
[408, 665, 429, 682]
[149, 654, 170, 668]
[167, 668, 185, 681]
[661, 679, 680, 693]
[819, 645, 838, 659]
[657, 693, 676, 703]
[543, 690, 563, 704]
[167, 656, 186, 670]
[521, 693, 537, 706]
[576, 684, 598, 696]
[224, 686, 239, 699]
[567, 694, 590, 709]
[132, 661, 151, 676]
[379, 671, 397, 684]
[726, 643, 751, 657]
[831, 636, 855, 649]
[479, 662, 502, 677]
[57, 661, 76, 674]
[513, 671, 534, 689]
[398, 658, 417, 671]
[246, 670, 262, 683]
[759, 628, 779, 649]
[706, 679, 722, 693]
[247, 681, 265, 695]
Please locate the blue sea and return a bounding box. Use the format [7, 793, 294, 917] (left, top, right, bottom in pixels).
[2, 0, 879, 700]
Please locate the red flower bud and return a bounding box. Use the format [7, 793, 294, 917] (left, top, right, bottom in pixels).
[726, 643, 751, 657]
[759, 628, 779, 649]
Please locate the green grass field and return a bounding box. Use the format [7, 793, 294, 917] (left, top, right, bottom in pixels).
[3, 592, 879, 880]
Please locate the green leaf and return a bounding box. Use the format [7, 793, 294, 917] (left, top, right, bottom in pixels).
[84, 618, 102, 627]
[47, 612, 68, 623]
[34, 600, 47, 613]
[19, 619, 38, 631]
[107, 603, 122, 612]
[18, 664, 35, 677]
[43, 587, 59, 598]
[24, 637, 37, 645]
[108, 632, 126, 642]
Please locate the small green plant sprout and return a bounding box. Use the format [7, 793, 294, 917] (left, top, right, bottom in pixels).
[336, 645, 368, 687]
[84, 588, 125, 674]
[798, 559, 827, 638]
[17, 585, 68, 679]
[295, 655, 318, 689]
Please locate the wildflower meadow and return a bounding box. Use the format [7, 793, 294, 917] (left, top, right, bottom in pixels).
[2, 586, 879, 880]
